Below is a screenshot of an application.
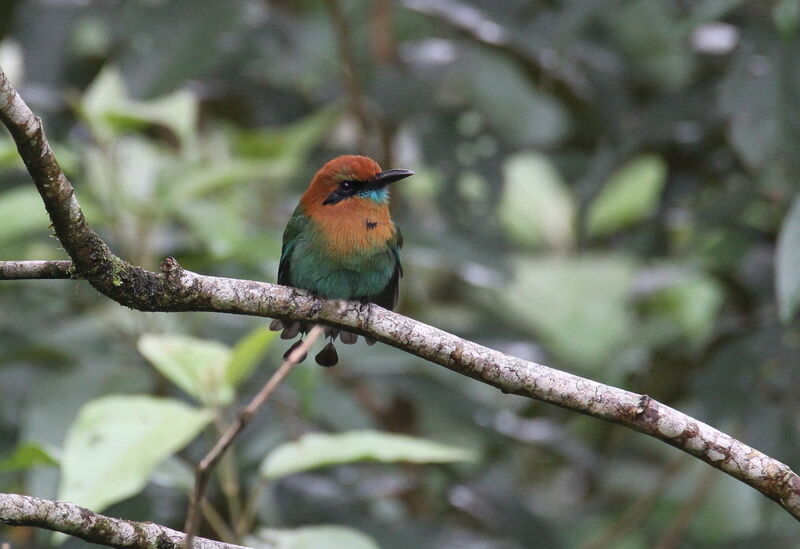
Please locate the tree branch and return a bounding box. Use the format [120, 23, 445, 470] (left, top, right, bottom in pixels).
[1, 63, 799, 531]
[0, 260, 72, 279]
[0, 493, 255, 549]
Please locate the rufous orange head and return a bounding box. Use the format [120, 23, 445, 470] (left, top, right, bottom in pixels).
[300, 155, 414, 211]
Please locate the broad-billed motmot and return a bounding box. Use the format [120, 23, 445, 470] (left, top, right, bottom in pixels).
[270, 155, 414, 367]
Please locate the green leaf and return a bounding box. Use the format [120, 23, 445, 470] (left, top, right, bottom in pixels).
[164, 160, 285, 205]
[662, 278, 724, 341]
[138, 334, 233, 406]
[718, 48, 785, 172]
[641, 269, 725, 343]
[774, 0, 800, 38]
[236, 107, 339, 160]
[498, 153, 575, 249]
[503, 255, 635, 371]
[81, 66, 198, 145]
[249, 525, 379, 549]
[468, 50, 569, 147]
[178, 199, 247, 259]
[587, 154, 667, 237]
[0, 442, 59, 472]
[150, 456, 195, 492]
[776, 195, 800, 322]
[0, 187, 50, 245]
[605, 1, 693, 90]
[58, 395, 211, 513]
[260, 430, 475, 480]
[226, 327, 277, 387]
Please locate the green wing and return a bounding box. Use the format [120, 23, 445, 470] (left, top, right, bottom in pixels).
[278, 206, 308, 286]
[373, 226, 403, 310]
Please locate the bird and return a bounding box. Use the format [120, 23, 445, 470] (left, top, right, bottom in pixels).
[270, 155, 413, 367]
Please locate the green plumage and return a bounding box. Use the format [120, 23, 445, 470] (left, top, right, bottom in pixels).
[278, 206, 403, 310]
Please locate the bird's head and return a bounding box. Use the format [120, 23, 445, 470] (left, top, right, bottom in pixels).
[302, 155, 414, 209]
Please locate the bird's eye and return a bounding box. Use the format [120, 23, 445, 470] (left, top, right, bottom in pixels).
[339, 180, 354, 192]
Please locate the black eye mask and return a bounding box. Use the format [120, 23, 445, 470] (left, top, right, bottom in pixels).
[322, 169, 414, 206]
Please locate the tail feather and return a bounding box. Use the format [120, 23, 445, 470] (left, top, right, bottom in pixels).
[314, 341, 338, 367]
[283, 339, 308, 363]
[268, 318, 363, 366]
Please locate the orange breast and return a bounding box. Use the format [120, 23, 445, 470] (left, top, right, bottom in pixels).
[307, 198, 395, 257]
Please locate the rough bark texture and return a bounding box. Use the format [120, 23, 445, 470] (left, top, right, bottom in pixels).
[1, 60, 799, 542]
[0, 493, 254, 549]
[0, 260, 73, 279]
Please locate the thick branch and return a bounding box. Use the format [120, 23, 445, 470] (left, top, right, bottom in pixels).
[1, 65, 799, 524]
[0, 493, 254, 549]
[0, 260, 72, 279]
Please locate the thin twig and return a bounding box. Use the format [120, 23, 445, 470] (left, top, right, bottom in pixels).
[236, 478, 269, 538]
[211, 414, 243, 533]
[200, 500, 237, 544]
[183, 325, 325, 548]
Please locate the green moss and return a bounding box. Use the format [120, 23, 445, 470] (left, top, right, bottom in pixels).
[107, 256, 127, 288]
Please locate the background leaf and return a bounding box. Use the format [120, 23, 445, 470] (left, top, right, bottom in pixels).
[0, 442, 59, 472]
[226, 327, 277, 387]
[260, 430, 475, 481]
[587, 154, 667, 237]
[138, 334, 233, 406]
[249, 525, 379, 549]
[468, 50, 570, 147]
[81, 65, 198, 145]
[498, 153, 575, 250]
[58, 395, 211, 513]
[503, 255, 635, 372]
[0, 187, 50, 245]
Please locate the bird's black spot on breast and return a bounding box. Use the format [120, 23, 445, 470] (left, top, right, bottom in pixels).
[365, 220, 378, 230]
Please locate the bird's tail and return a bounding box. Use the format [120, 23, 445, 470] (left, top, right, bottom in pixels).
[269, 319, 374, 367]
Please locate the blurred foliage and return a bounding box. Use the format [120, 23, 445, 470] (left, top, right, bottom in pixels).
[261, 430, 474, 481]
[1, 0, 800, 548]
